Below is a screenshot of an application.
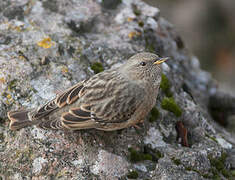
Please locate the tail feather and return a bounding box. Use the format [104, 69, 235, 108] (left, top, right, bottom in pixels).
[8, 110, 34, 130]
[38, 118, 63, 130]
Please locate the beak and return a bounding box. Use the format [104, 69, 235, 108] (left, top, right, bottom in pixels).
[154, 57, 169, 65]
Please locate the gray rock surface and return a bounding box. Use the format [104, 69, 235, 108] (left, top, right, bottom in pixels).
[0, 0, 234, 179]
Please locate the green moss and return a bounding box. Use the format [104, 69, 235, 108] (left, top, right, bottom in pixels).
[149, 107, 159, 122]
[155, 150, 164, 159]
[161, 97, 182, 117]
[138, 21, 144, 27]
[220, 152, 227, 162]
[185, 167, 201, 174]
[205, 133, 218, 143]
[182, 153, 234, 179]
[184, 163, 222, 178]
[8, 79, 17, 90]
[128, 148, 154, 162]
[171, 157, 181, 166]
[128, 148, 142, 162]
[184, 167, 191, 171]
[0, 133, 4, 143]
[142, 154, 152, 161]
[212, 175, 221, 180]
[201, 174, 210, 178]
[127, 171, 138, 179]
[221, 169, 230, 178]
[160, 74, 172, 97]
[91, 62, 104, 74]
[211, 159, 224, 171]
[209, 167, 218, 175]
[143, 146, 164, 162]
[208, 153, 226, 171]
[132, 4, 141, 16]
[208, 152, 234, 179]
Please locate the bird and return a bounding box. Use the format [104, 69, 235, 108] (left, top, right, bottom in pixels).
[8, 52, 168, 131]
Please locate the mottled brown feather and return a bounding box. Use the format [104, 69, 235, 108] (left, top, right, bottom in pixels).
[62, 112, 91, 123]
[8, 110, 30, 122]
[56, 81, 84, 107]
[61, 119, 96, 130]
[69, 108, 91, 119]
[60, 70, 144, 129]
[28, 82, 86, 129]
[33, 100, 58, 119]
[8, 52, 163, 131]
[38, 118, 62, 130]
[67, 81, 85, 104]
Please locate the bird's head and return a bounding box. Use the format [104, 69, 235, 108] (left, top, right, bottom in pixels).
[120, 52, 168, 88]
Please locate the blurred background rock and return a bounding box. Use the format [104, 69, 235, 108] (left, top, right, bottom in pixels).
[144, 0, 235, 94]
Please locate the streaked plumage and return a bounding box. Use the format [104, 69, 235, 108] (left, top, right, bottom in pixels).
[8, 52, 167, 131]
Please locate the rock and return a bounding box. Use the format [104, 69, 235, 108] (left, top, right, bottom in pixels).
[101, 0, 122, 9]
[91, 149, 129, 178]
[226, 148, 235, 169]
[3, 5, 24, 20]
[0, 0, 234, 179]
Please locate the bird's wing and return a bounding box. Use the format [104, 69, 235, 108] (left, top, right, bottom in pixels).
[61, 71, 145, 130]
[60, 104, 98, 129]
[55, 80, 85, 107]
[31, 80, 85, 120]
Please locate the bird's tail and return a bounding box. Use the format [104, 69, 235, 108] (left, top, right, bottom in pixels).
[8, 110, 34, 130]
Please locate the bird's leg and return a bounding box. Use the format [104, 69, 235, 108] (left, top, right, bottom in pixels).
[139, 119, 144, 123]
[133, 124, 141, 129]
[132, 119, 145, 129]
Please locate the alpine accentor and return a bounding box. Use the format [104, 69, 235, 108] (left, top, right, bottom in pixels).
[8, 52, 168, 131]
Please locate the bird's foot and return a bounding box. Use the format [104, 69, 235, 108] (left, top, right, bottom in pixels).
[133, 124, 141, 129]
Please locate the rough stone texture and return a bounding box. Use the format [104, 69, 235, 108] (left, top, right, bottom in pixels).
[0, 0, 234, 179]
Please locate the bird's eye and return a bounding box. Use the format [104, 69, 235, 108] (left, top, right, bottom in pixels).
[140, 62, 146, 66]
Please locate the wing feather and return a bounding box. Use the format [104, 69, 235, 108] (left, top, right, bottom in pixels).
[56, 80, 85, 107]
[69, 108, 90, 119]
[31, 81, 86, 129]
[31, 81, 85, 120]
[62, 120, 96, 130]
[56, 90, 72, 107]
[67, 83, 84, 104]
[59, 71, 144, 130]
[38, 118, 63, 129]
[62, 112, 91, 123]
[32, 100, 58, 119]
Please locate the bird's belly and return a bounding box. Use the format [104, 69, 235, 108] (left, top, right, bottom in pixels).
[95, 102, 153, 131]
[95, 121, 130, 131]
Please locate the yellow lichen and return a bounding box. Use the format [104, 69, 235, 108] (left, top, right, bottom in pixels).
[6, 94, 12, 99]
[5, 93, 13, 105]
[18, 55, 27, 61]
[8, 23, 23, 32]
[37, 37, 54, 49]
[127, 17, 134, 22]
[0, 77, 5, 84]
[61, 66, 69, 73]
[15, 26, 22, 32]
[128, 31, 141, 39]
[5, 99, 10, 105]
